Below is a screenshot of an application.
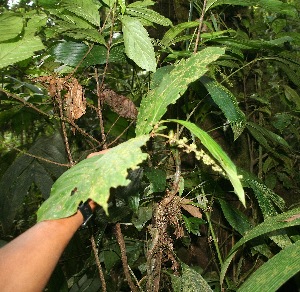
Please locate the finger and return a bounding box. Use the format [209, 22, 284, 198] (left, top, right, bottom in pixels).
[87, 149, 110, 158]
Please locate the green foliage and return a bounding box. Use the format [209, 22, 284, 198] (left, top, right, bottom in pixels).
[121, 15, 156, 72]
[200, 76, 246, 140]
[136, 47, 225, 135]
[0, 12, 23, 42]
[0, 13, 45, 68]
[1, 0, 300, 290]
[170, 119, 245, 206]
[237, 240, 300, 292]
[220, 207, 300, 285]
[61, 0, 101, 26]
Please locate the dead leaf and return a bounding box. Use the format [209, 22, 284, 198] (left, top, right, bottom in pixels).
[102, 89, 137, 120]
[180, 198, 202, 219]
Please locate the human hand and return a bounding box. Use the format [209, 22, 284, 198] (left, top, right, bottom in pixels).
[87, 149, 110, 158]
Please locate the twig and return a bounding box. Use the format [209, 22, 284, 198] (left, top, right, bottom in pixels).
[115, 223, 138, 292]
[107, 120, 135, 147]
[90, 235, 107, 292]
[56, 92, 74, 165]
[3, 144, 71, 167]
[193, 0, 207, 53]
[95, 68, 107, 149]
[1, 87, 101, 146]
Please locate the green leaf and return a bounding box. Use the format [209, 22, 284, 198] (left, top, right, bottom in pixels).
[171, 120, 245, 206]
[219, 199, 251, 235]
[206, 0, 297, 17]
[161, 21, 199, 47]
[241, 170, 285, 218]
[220, 207, 300, 285]
[37, 135, 149, 221]
[0, 12, 23, 42]
[241, 169, 291, 249]
[237, 240, 300, 292]
[213, 36, 293, 51]
[102, 0, 116, 8]
[62, 0, 101, 26]
[246, 122, 290, 158]
[182, 215, 206, 236]
[121, 15, 156, 72]
[126, 7, 172, 26]
[52, 42, 125, 67]
[61, 28, 106, 44]
[127, 0, 155, 8]
[135, 47, 225, 136]
[200, 76, 246, 140]
[132, 206, 153, 230]
[171, 263, 213, 292]
[0, 17, 45, 69]
[118, 0, 126, 14]
[145, 168, 166, 193]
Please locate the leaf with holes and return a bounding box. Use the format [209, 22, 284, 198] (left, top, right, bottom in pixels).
[135, 47, 225, 136]
[37, 135, 149, 221]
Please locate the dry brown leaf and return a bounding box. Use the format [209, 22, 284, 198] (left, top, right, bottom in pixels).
[33, 76, 86, 121]
[64, 78, 86, 120]
[102, 89, 137, 120]
[180, 198, 202, 219]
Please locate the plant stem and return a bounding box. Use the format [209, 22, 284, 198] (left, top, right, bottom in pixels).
[194, 0, 207, 53]
[90, 235, 107, 292]
[205, 211, 223, 266]
[115, 223, 138, 292]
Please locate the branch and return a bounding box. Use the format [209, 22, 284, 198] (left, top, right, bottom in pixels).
[193, 0, 207, 53]
[115, 223, 138, 292]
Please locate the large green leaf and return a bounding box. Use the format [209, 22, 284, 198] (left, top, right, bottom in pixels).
[0, 12, 23, 42]
[121, 15, 156, 72]
[0, 16, 45, 69]
[237, 240, 300, 292]
[220, 207, 300, 285]
[135, 47, 225, 136]
[213, 36, 293, 51]
[61, 0, 101, 26]
[170, 120, 245, 206]
[37, 135, 149, 221]
[200, 76, 246, 140]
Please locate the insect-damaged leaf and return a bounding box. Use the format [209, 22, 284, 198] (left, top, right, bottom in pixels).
[135, 47, 225, 136]
[37, 135, 149, 221]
